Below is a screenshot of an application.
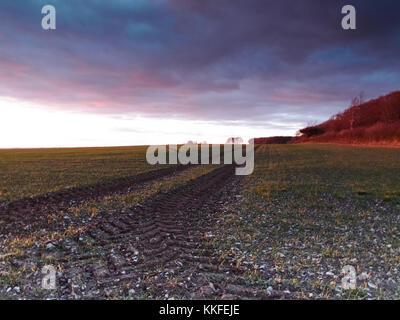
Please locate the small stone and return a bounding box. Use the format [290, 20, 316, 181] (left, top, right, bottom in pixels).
[368, 282, 376, 289]
[149, 237, 161, 244]
[204, 232, 213, 238]
[127, 245, 139, 255]
[128, 289, 136, 296]
[358, 272, 368, 281]
[46, 242, 56, 250]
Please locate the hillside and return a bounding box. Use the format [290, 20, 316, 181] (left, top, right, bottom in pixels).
[293, 91, 400, 145]
[249, 136, 293, 144]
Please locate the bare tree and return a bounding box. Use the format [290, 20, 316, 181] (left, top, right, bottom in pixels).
[349, 91, 365, 130]
[225, 137, 243, 144]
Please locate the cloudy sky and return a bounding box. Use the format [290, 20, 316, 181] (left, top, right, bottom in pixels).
[0, 0, 399, 147]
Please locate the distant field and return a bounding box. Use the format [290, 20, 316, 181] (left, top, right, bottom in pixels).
[2, 143, 400, 202]
[0, 146, 165, 201]
[249, 144, 400, 202]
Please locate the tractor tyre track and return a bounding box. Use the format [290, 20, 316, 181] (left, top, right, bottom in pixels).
[52, 164, 241, 299]
[0, 165, 192, 235]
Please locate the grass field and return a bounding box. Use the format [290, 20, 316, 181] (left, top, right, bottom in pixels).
[0, 144, 399, 299]
[249, 144, 400, 202]
[0, 146, 164, 202]
[213, 144, 400, 299]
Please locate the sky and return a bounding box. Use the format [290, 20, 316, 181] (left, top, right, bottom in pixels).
[0, 0, 399, 147]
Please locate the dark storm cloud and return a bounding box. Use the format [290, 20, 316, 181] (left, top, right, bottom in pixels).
[0, 0, 399, 127]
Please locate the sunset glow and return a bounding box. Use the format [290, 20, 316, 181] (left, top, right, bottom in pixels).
[1, 0, 399, 147]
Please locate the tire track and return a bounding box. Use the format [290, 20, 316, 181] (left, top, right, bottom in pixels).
[53, 164, 239, 299]
[35, 145, 285, 300]
[0, 165, 192, 233]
